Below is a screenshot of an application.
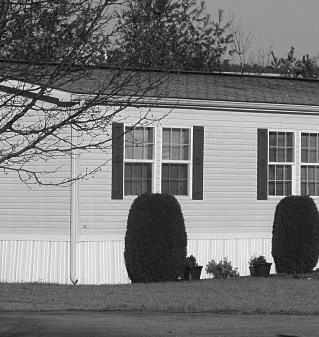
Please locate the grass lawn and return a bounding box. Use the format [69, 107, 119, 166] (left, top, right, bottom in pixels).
[1, 273, 319, 315]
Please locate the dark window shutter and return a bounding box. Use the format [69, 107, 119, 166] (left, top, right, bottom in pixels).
[192, 126, 204, 200]
[112, 123, 124, 199]
[257, 128, 268, 200]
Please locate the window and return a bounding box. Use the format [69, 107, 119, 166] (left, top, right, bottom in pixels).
[301, 133, 319, 195]
[268, 132, 294, 196]
[124, 127, 154, 195]
[112, 123, 204, 200]
[161, 128, 191, 195]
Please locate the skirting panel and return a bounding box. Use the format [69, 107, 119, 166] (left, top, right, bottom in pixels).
[1, 238, 317, 284]
[0, 240, 70, 284]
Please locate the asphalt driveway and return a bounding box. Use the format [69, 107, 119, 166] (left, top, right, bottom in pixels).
[0, 311, 318, 337]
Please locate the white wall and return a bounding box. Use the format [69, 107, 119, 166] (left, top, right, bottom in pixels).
[2, 101, 319, 283]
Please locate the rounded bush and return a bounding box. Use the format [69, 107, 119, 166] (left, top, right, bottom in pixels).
[272, 195, 319, 274]
[124, 193, 187, 283]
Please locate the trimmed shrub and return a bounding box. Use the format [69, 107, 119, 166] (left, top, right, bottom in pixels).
[272, 195, 319, 274]
[124, 193, 187, 283]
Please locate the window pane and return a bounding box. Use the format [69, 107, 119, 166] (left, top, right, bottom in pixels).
[269, 166, 275, 180]
[276, 166, 284, 180]
[286, 149, 293, 162]
[301, 182, 307, 195]
[269, 133, 276, 146]
[310, 149, 317, 163]
[125, 164, 132, 179]
[276, 182, 284, 195]
[170, 164, 179, 178]
[310, 134, 317, 147]
[162, 181, 169, 194]
[182, 129, 190, 144]
[301, 166, 307, 180]
[301, 150, 307, 163]
[172, 146, 180, 160]
[309, 166, 315, 180]
[132, 164, 141, 178]
[163, 129, 170, 144]
[285, 182, 292, 195]
[277, 133, 285, 146]
[134, 145, 143, 159]
[162, 145, 170, 160]
[161, 164, 188, 196]
[181, 145, 190, 160]
[308, 183, 315, 195]
[301, 134, 308, 147]
[125, 163, 152, 196]
[125, 127, 154, 160]
[286, 133, 293, 147]
[285, 166, 292, 180]
[170, 181, 179, 195]
[162, 128, 190, 161]
[172, 129, 180, 144]
[277, 149, 285, 162]
[269, 148, 276, 162]
[268, 181, 275, 195]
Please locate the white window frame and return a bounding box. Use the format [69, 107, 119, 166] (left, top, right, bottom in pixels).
[268, 130, 296, 197]
[299, 131, 319, 197]
[123, 125, 156, 196]
[160, 126, 193, 197]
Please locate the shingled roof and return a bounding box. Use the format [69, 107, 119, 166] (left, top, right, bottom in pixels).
[2, 61, 319, 107]
[55, 68, 319, 107]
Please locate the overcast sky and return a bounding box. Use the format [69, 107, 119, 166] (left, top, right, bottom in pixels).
[208, 0, 319, 60]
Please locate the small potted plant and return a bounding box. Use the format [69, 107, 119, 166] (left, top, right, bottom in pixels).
[205, 257, 240, 279]
[249, 255, 272, 277]
[184, 255, 203, 280]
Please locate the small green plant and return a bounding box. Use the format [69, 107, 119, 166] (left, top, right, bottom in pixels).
[205, 257, 239, 279]
[249, 255, 267, 266]
[185, 255, 198, 268]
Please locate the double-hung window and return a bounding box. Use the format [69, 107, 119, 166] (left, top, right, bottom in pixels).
[300, 133, 319, 196]
[161, 128, 191, 195]
[124, 127, 154, 195]
[268, 131, 294, 196]
[112, 123, 204, 200]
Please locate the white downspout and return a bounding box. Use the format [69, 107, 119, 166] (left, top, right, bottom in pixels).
[70, 125, 79, 285]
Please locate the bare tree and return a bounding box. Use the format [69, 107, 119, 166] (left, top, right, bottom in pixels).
[0, 0, 170, 185]
[229, 14, 254, 73]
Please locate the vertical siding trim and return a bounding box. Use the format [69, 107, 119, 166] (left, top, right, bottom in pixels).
[192, 126, 204, 200]
[112, 123, 124, 199]
[257, 128, 268, 200]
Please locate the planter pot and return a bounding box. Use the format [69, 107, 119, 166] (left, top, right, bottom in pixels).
[184, 266, 203, 280]
[249, 263, 272, 277]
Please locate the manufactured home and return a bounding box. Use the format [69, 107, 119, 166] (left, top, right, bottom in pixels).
[1, 67, 319, 284]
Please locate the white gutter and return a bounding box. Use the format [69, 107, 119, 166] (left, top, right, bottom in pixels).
[70, 125, 79, 285]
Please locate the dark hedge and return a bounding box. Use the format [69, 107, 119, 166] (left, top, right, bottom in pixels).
[124, 193, 187, 283]
[272, 195, 319, 274]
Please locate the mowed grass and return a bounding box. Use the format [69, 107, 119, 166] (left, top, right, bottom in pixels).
[1, 275, 319, 315]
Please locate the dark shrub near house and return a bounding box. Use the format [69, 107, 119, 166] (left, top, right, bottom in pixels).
[272, 195, 319, 274]
[124, 193, 187, 283]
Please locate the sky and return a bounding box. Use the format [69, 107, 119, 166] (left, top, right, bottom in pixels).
[208, 0, 319, 60]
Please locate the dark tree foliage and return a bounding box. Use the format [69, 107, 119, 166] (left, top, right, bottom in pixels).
[124, 193, 187, 283]
[109, 0, 235, 71]
[270, 47, 319, 79]
[272, 196, 319, 274]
